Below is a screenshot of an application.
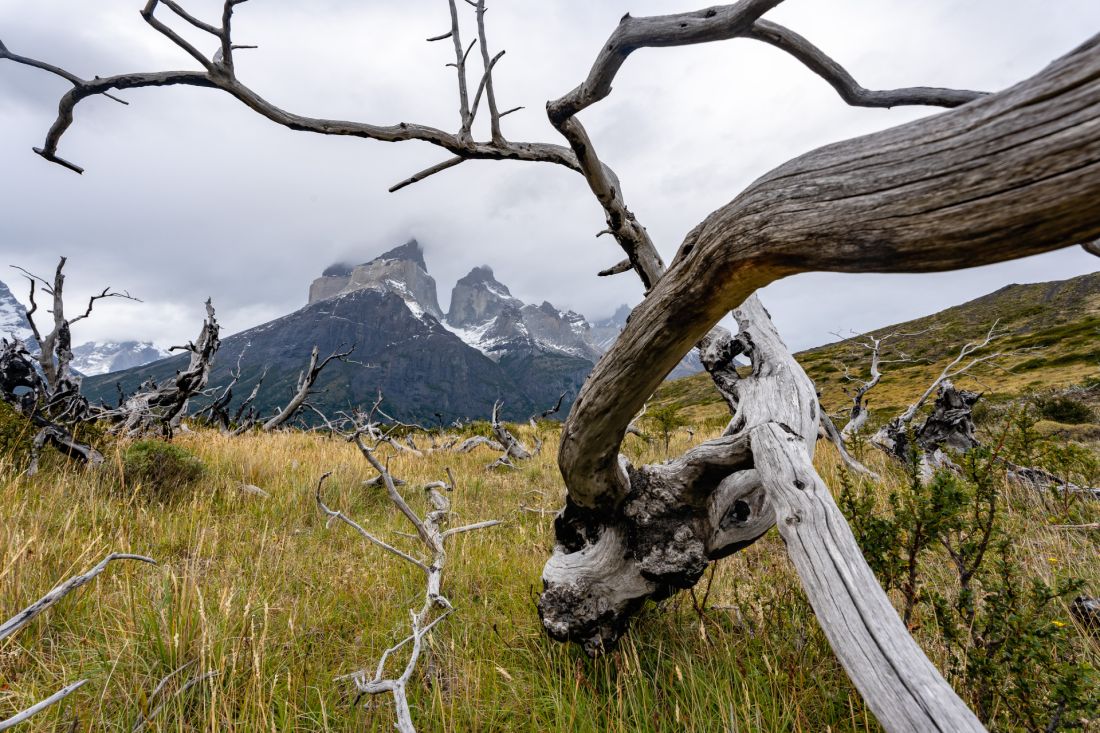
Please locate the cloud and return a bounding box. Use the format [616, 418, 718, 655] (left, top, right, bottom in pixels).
[0, 0, 1097, 351]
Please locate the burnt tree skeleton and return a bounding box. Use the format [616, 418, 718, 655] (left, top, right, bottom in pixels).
[260, 344, 354, 432]
[5, 3, 1100, 731]
[11, 257, 139, 396]
[102, 299, 221, 437]
[870, 323, 1018, 467]
[1, 258, 137, 472]
[832, 329, 929, 439]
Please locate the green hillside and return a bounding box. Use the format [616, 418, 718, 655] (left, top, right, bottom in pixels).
[655, 272, 1100, 428]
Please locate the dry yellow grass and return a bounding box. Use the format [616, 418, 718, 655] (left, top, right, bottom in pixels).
[0, 423, 1096, 731]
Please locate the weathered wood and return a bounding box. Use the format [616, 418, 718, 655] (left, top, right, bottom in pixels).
[9, 5, 1100, 731]
[1, 554, 155, 642]
[490, 401, 532, 460]
[108, 299, 220, 436]
[753, 422, 986, 732]
[261, 344, 353, 431]
[0, 680, 87, 732]
[560, 36, 1100, 508]
[319, 448, 500, 732]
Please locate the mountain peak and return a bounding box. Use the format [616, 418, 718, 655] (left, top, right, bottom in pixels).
[458, 265, 503, 288]
[372, 239, 426, 271]
[447, 266, 521, 329]
[322, 262, 354, 278]
[308, 240, 442, 318]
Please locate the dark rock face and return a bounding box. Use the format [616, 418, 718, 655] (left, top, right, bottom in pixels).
[82, 239, 705, 423]
[446, 266, 522, 329]
[84, 289, 541, 423]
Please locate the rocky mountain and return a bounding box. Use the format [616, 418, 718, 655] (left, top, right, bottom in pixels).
[443, 266, 599, 361]
[0, 280, 34, 344]
[70, 341, 170, 376]
[83, 239, 708, 422]
[0, 279, 168, 374]
[308, 240, 444, 319]
[84, 242, 592, 422]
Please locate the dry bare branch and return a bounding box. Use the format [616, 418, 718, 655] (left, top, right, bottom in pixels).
[262, 344, 354, 431]
[317, 455, 499, 732]
[0, 680, 88, 732]
[1, 553, 156, 642]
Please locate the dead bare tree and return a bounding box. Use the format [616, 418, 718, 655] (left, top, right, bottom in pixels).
[833, 329, 928, 438]
[261, 344, 354, 431]
[0, 258, 141, 472]
[6, 3, 1100, 730]
[871, 324, 1011, 467]
[11, 257, 139, 396]
[316, 446, 499, 732]
[104, 299, 220, 437]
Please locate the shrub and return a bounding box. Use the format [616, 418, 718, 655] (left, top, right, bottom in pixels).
[1034, 395, 1095, 425]
[0, 400, 34, 471]
[839, 450, 1098, 729]
[644, 404, 688, 453]
[121, 439, 206, 503]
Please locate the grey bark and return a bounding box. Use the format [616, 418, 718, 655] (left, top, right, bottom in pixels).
[261, 344, 353, 431]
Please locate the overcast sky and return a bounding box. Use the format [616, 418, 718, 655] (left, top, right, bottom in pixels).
[1, 0, 1098, 352]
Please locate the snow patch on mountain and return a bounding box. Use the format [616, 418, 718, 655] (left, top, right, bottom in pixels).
[0, 280, 34, 344]
[70, 341, 171, 376]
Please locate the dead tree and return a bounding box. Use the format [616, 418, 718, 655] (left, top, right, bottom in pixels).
[6, 4, 1100, 730]
[261, 345, 353, 431]
[0, 258, 139, 471]
[833, 329, 927, 438]
[316, 445, 499, 732]
[871, 324, 1010, 467]
[104, 299, 220, 437]
[12, 257, 138, 396]
[0, 553, 155, 731]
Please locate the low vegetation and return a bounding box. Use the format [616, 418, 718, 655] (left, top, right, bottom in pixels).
[1, 402, 1097, 730]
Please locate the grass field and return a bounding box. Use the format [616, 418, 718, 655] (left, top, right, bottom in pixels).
[1, 412, 1098, 731]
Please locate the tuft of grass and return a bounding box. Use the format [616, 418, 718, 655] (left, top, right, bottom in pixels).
[120, 439, 207, 504]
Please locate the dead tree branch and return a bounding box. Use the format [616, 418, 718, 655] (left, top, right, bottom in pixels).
[316, 452, 500, 732]
[8, 4, 1100, 731]
[0, 680, 88, 732]
[0, 553, 155, 731]
[104, 300, 220, 436]
[262, 344, 354, 431]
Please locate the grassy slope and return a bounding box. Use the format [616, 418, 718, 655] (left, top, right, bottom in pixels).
[1, 424, 1097, 732]
[655, 271, 1100, 426]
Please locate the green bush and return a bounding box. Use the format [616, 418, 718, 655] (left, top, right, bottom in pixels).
[839, 450, 1099, 729]
[121, 439, 206, 503]
[0, 400, 34, 471]
[1034, 395, 1095, 425]
[644, 404, 688, 453]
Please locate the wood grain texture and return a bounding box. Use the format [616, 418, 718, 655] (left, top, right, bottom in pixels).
[560, 34, 1100, 508]
[754, 422, 985, 732]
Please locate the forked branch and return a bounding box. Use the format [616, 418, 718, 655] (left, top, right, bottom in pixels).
[316, 453, 499, 732]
